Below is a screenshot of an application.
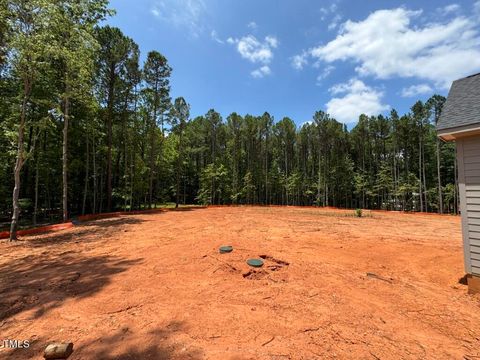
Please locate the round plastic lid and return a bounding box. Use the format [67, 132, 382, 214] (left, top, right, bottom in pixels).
[219, 246, 233, 253]
[247, 258, 264, 268]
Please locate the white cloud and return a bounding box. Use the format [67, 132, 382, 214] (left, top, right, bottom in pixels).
[401, 84, 433, 97]
[316, 65, 335, 84]
[265, 36, 278, 48]
[320, 6, 328, 17]
[151, 0, 206, 37]
[251, 65, 271, 78]
[228, 35, 278, 64]
[211, 30, 224, 44]
[328, 14, 343, 31]
[439, 4, 460, 15]
[301, 120, 313, 127]
[320, 3, 338, 21]
[228, 34, 278, 78]
[310, 8, 480, 89]
[247, 21, 258, 30]
[291, 52, 308, 70]
[326, 79, 389, 124]
[475, 1, 480, 14]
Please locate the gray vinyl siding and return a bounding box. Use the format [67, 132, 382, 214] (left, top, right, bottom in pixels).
[460, 138, 480, 275]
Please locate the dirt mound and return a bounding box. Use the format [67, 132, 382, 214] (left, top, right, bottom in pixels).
[242, 269, 269, 280]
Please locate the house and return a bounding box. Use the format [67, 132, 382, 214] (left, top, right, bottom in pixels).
[437, 72, 480, 294]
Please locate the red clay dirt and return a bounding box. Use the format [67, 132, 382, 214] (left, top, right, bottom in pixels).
[0, 222, 75, 240]
[0, 206, 479, 359]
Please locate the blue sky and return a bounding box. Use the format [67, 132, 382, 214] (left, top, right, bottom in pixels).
[107, 0, 480, 126]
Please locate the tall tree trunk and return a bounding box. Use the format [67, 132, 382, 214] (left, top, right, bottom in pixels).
[62, 93, 70, 222]
[175, 129, 183, 209]
[33, 148, 40, 226]
[82, 130, 89, 215]
[23, 125, 33, 198]
[418, 134, 423, 212]
[106, 64, 115, 212]
[130, 86, 139, 212]
[42, 131, 48, 219]
[393, 146, 398, 209]
[148, 106, 158, 209]
[422, 142, 427, 212]
[264, 129, 269, 205]
[93, 132, 97, 214]
[436, 139, 443, 213]
[148, 122, 155, 208]
[122, 97, 128, 212]
[106, 113, 113, 212]
[317, 152, 322, 207]
[130, 147, 134, 211]
[183, 173, 187, 205]
[233, 137, 238, 204]
[10, 80, 30, 241]
[99, 169, 103, 214]
[212, 129, 217, 205]
[324, 155, 328, 207]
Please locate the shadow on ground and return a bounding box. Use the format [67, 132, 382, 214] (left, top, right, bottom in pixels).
[13, 217, 148, 248]
[166, 207, 205, 212]
[6, 322, 204, 359]
[76, 322, 204, 359]
[0, 216, 151, 323]
[0, 250, 142, 322]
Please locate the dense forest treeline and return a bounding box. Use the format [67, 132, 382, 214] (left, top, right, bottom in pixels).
[0, 1, 457, 239]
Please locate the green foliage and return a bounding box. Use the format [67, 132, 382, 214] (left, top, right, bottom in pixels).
[355, 208, 362, 218]
[196, 163, 229, 205]
[143, 50, 171, 121]
[242, 171, 255, 204]
[18, 198, 32, 211]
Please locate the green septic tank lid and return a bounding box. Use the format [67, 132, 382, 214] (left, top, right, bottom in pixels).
[247, 258, 264, 268]
[219, 246, 233, 253]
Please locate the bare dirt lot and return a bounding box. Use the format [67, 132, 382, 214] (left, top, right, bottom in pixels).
[1, 206, 479, 359]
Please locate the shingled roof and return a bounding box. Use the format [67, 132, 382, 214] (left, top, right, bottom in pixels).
[437, 73, 480, 132]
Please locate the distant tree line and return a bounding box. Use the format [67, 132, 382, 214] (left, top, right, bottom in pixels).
[0, 1, 457, 240]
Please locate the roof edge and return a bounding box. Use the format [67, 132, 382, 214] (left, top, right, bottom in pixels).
[438, 123, 480, 141]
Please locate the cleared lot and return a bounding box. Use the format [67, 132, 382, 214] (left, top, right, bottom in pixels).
[0, 207, 479, 359]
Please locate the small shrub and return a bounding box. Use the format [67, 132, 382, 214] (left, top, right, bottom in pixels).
[355, 208, 363, 218]
[19, 198, 33, 213]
